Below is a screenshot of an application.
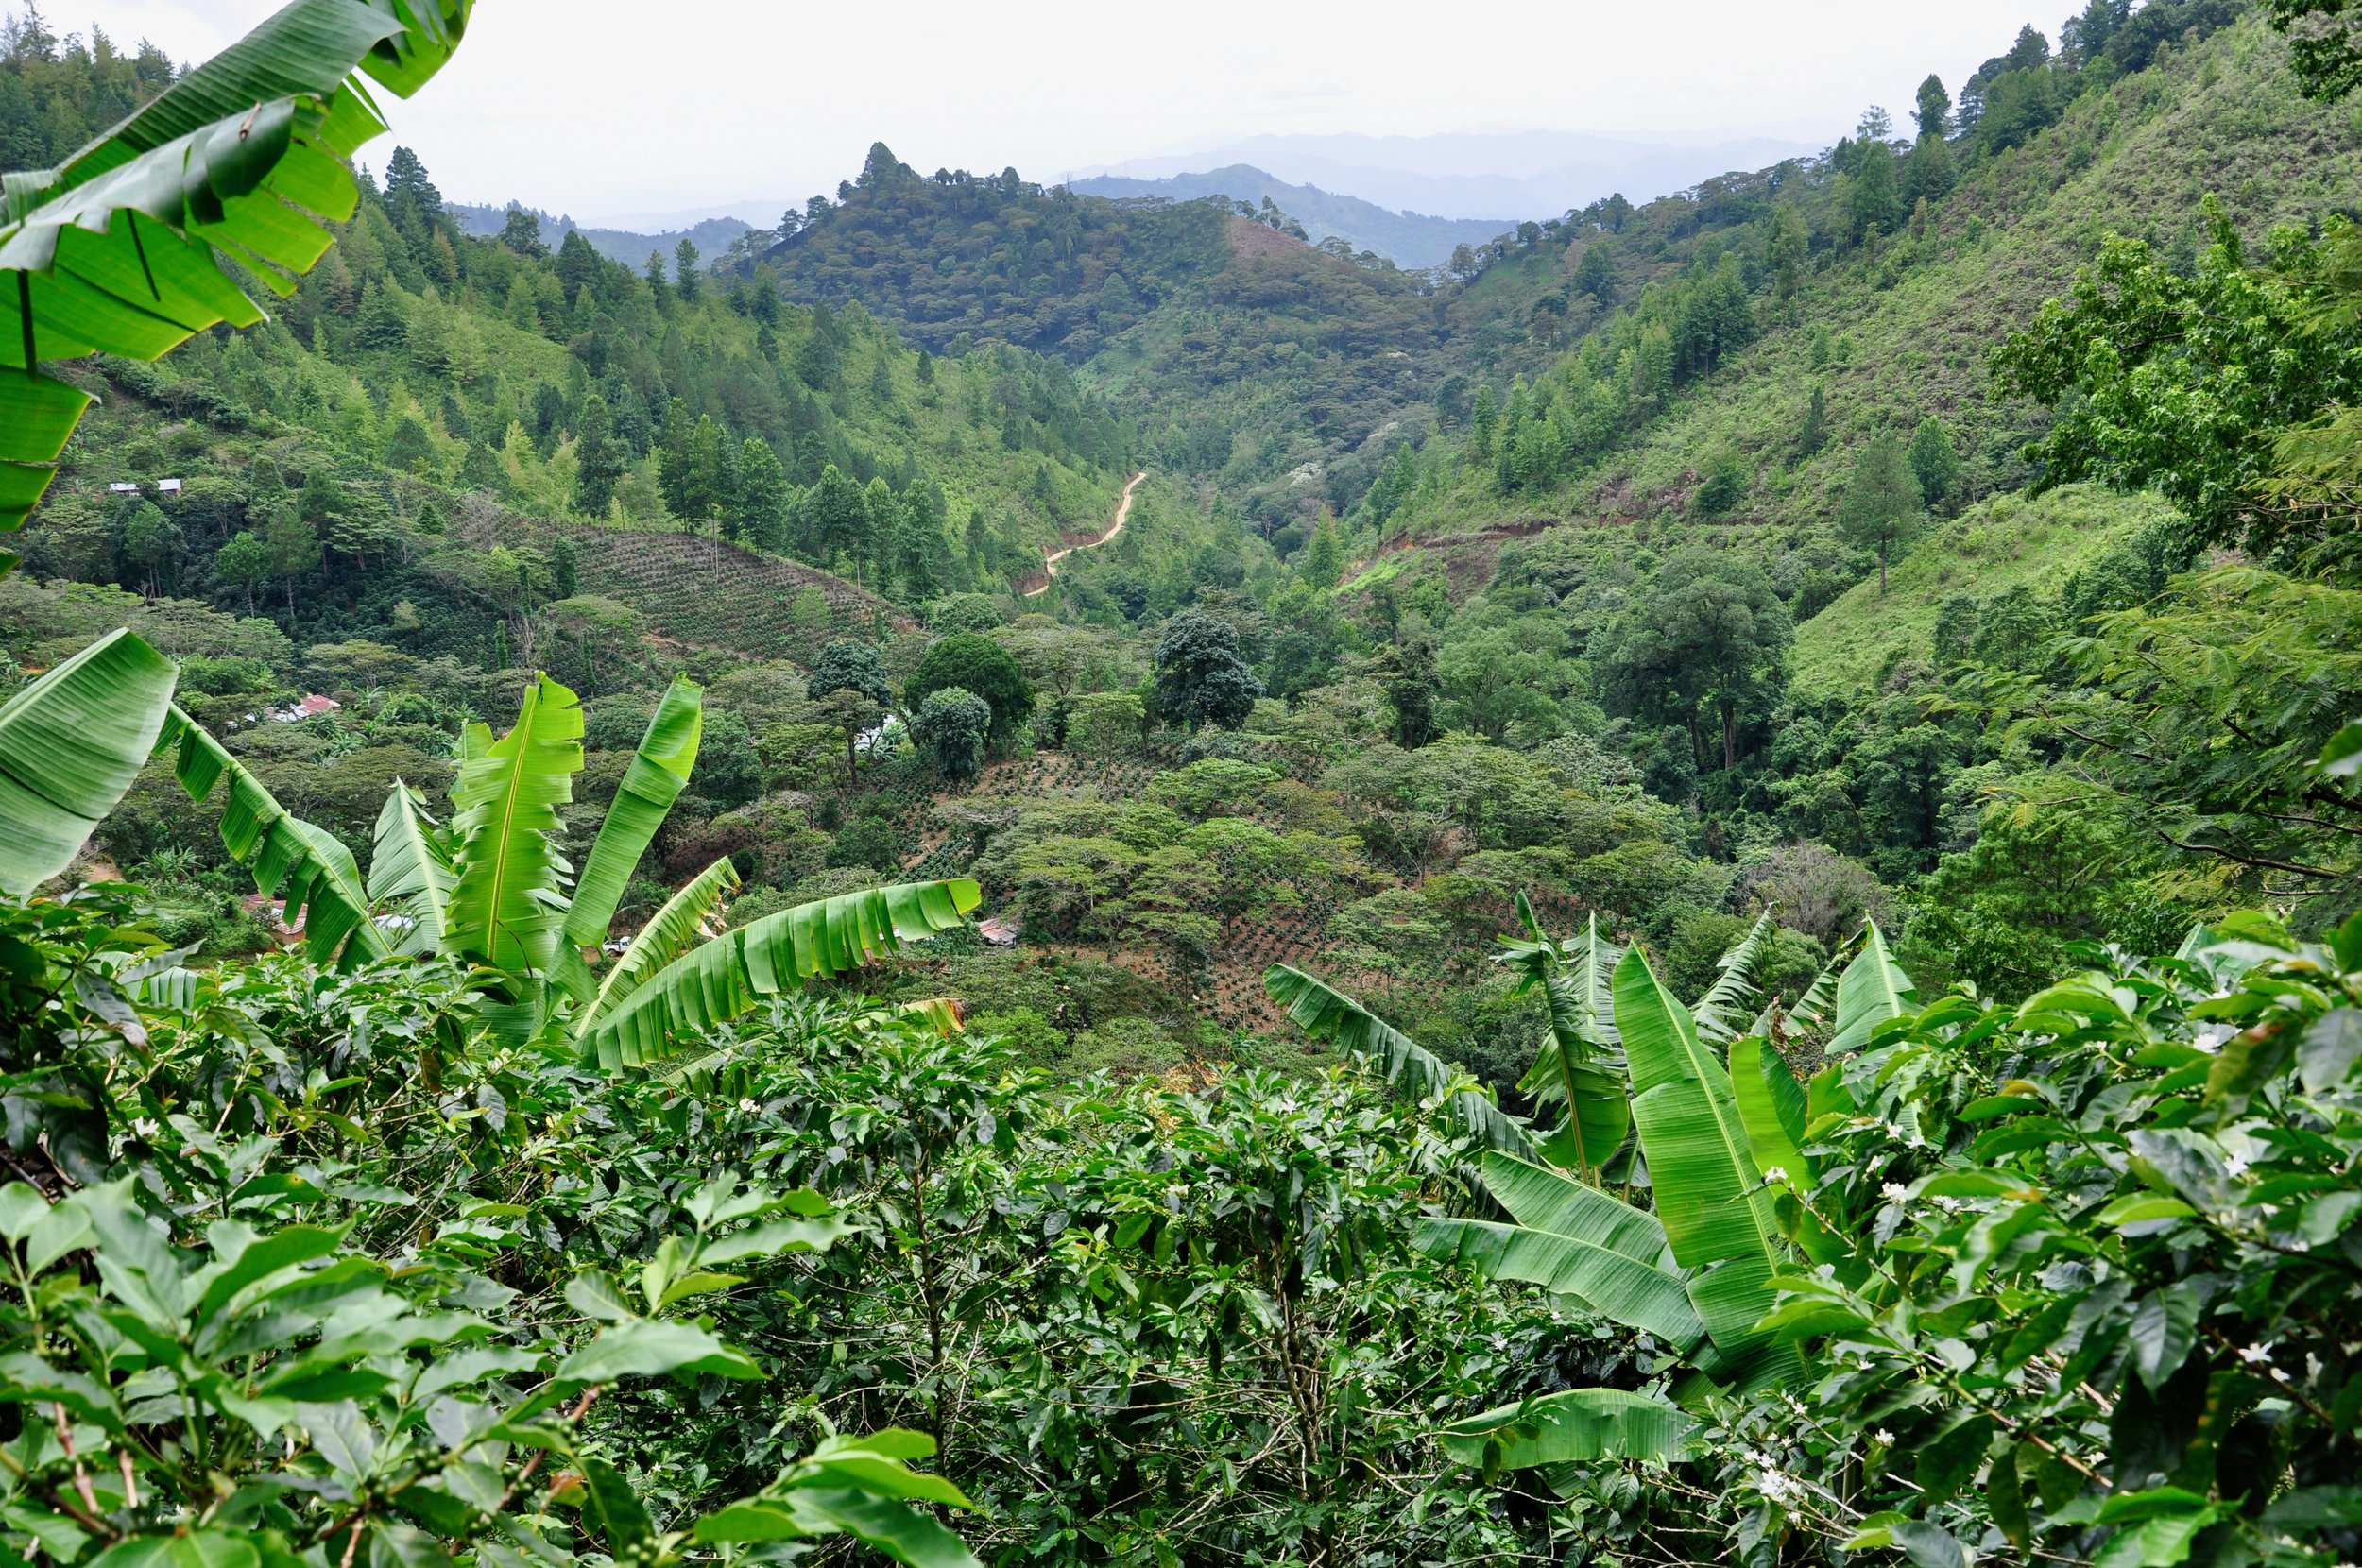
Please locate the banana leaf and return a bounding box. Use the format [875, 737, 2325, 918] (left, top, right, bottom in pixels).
[443, 673, 583, 980]
[1826, 921, 1917, 1053]
[163, 707, 385, 968]
[1500, 898, 1629, 1181]
[572, 855, 741, 1043]
[2, 0, 472, 535]
[1692, 911, 1774, 1046]
[1438, 1388, 1696, 1469]
[366, 780, 452, 957]
[1415, 1153, 1704, 1347]
[581, 880, 983, 1070]
[1264, 963, 1536, 1158]
[559, 674, 703, 985]
[1727, 1036, 1809, 1184]
[0, 628, 178, 895]
[1614, 946, 1800, 1391]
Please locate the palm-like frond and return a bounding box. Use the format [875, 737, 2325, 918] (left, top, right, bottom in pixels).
[1438, 1388, 1696, 1470]
[559, 675, 703, 986]
[0, 629, 178, 895]
[367, 780, 452, 957]
[443, 673, 583, 980]
[1769, 926, 1862, 1038]
[581, 880, 983, 1070]
[1500, 898, 1629, 1181]
[1613, 946, 1799, 1392]
[1826, 920, 1917, 1053]
[1414, 1153, 1703, 1347]
[163, 707, 386, 968]
[1691, 911, 1775, 1045]
[2, 0, 472, 537]
[571, 855, 740, 1043]
[1263, 963, 1537, 1159]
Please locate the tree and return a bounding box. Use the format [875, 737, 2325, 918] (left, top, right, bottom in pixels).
[1797, 384, 1829, 457]
[1379, 627, 1439, 749]
[1597, 549, 1791, 772]
[573, 392, 625, 518]
[1908, 416, 1960, 510]
[907, 633, 1034, 747]
[861, 476, 899, 588]
[732, 437, 791, 552]
[913, 687, 992, 782]
[261, 504, 322, 624]
[657, 401, 695, 521]
[802, 464, 869, 566]
[1572, 243, 1617, 305]
[674, 235, 700, 302]
[1902, 132, 1954, 208]
[1303, 518, 1344, 588]
[1913, 73, 1951, 139]
[686, 415, 728, 532]
[214, 531, 271, 617]
[1837, 432, 1922, 591]
[1848, 143, 1899, 245]
[807, 638, 892, 778]
[2270, 0, 2362, 100]
[498, 205, 545, 257]
[119, 500, 181, 597]
[1154, 609, 1262, 732]
[550, 536, 579, 600]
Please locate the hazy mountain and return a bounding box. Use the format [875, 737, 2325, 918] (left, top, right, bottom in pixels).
[449, 202, 758, 274]
[1064, 164, 1511, 268]
[1077, 128, 1822, 221]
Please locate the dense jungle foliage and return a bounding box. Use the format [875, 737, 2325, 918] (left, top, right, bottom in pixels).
[10, 0, 2362, 1566]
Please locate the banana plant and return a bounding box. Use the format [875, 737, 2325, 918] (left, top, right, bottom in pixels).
[0, 629, 180, 895]
[2, 0, 472, 544]
[1404, 919, 1921, 1471]
[1498, 897, 1628, 1183]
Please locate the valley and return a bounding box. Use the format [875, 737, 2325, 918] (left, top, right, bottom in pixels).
[5, 1, 2362, 1565]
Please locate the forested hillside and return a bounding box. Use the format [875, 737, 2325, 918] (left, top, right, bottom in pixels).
[9, 0, 2362, 1566]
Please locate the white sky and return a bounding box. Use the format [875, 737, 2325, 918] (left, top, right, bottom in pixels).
[71, 0, 2068, 224]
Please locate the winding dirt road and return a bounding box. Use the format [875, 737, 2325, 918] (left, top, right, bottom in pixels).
[1023, 470, 1147, 597]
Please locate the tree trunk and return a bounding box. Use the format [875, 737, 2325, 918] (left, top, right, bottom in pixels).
[1721, 702, 1737, 772]
[1879, 533, 1890, 593]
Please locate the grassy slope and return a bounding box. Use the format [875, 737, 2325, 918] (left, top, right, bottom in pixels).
[1789, 483, 2173, 696]
[1408, 17, 2362, 537]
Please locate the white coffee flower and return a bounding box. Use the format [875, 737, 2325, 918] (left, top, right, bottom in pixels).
[1882, 1183, 1909, 1203]
[737, 1098, 760, 1115]
[1761, 1166, 1789, 1185]
[2239, 1343, 2274, 1365]
[131, 1116, 161, 1140]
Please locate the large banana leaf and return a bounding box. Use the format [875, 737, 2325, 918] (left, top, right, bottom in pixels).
[0, 629, 178, 894]
[163, 707, 385, 967]
[1825, 921, 1917, 1053]
[1264, 963, 1537, 1158]
[581, 880, 983, 1070]
[1500, 899, 1628, 1181]
[1438, 1388, 1696, 1469]
[1692, 911, 1774, 1046]
[554, 675, 704, 1001]
[1, 0, 472, 536]
[1613, 946, 1799, 1390]
[366, 781, 452, 957]
[443, 673, 583, 980]
[1415, 1153, 1704, 1347]
[572, 855, 741, 1043]
[1727, 1036, 1809, 1183]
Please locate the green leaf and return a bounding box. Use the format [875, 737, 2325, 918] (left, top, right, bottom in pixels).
[574, 1457, 654, 1559]
[1692, 912, 1774, 1045]
[443, 673, 584, 981]
[1501, 904, 1628, 1180]
[1614, 946, 1799, 1390]
[1826, 921, 1916, 1053]
[773, 1489, 980, 1568]
[0, 629, 177, 895]
[366, 782, 453, 958]
[164, 707, 387, 968]
[569, 855, 739, 1042]
[87, 1531, 260, 1568]
[1437, 1388, 1695, 1468]
[553, 1319, 761, 1386]
[2300, 1008, 2362, 1092]
[2094, 1193, 2197, 1226]
[697, 1215, 852, 1266]
[1414, 1153, 1704, 1348]
[1264, 963, 1536, 1159]
[1728, 1036, 1808, 1184]
[581, 880, 982, 1069]
[560, 675, 701, 964]
[2128, 1286, 2201, 1393]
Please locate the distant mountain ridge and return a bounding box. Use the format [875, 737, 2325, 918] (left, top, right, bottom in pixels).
[1064, 164, 1510, 267]
[1078, 128, 1821, 222]
[449, 202, 755, 275]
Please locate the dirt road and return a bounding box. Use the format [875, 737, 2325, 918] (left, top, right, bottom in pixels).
[1022, 469, 1147, 597]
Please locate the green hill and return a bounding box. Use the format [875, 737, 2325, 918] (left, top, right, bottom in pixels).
[1789, 483, 2175, 696]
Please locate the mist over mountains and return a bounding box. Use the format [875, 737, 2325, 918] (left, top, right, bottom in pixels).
[1072, 128, 1823, 222]
[1062, 164, 1511, 267]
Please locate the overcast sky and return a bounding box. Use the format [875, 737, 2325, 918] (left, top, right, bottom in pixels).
[76, 0, 2069, 224]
